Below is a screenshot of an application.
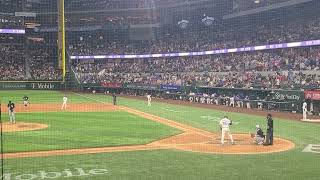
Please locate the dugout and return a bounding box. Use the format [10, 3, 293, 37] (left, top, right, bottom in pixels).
[304, 90, 320, 116]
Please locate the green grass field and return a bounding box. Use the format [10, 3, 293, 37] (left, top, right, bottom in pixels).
[1, 90, 320, 180]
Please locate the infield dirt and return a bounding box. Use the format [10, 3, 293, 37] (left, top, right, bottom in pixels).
[1, 103, 295, 159]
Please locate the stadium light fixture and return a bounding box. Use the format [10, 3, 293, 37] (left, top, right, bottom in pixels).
[202, 16, 215, 26]
[178, 20, 189, 29]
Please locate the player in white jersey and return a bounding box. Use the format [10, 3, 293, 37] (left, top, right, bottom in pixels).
[147, 94, 152, 107]
[302, 101, 307, 120]
[219, 116, 234, 145]
[61, 96, 68, 110]
[229, 96, 235, 107]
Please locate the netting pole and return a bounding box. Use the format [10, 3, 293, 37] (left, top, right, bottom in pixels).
[0, 99, 3, 180]
[58, 0, 66, 83]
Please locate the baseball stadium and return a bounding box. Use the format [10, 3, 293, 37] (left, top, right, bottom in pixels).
[0, 0, 320, 180]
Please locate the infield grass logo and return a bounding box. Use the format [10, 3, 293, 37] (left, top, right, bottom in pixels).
[1, 167, 108, 180]
[302, 144, 320, 153]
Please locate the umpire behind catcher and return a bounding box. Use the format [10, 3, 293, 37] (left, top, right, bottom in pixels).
[264, 114, 273, 146]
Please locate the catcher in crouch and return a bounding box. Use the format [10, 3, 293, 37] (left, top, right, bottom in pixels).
[251, 125, 265, 145]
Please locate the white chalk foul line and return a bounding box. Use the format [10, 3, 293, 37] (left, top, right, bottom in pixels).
[160, 107, 186, 113]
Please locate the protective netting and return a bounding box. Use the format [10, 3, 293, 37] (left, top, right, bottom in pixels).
[0, 0, 320, 179]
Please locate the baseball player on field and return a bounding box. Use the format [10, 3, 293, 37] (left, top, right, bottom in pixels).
[7, 101, 16, 124]
[302, 101, 307, 120]
[61, 96, 68, 110]
[252, 125, 265, 145]
[147, 94, 152, 106]
[230, 96, 235, 107]
[245, 96, 251, 109]
[219, 116, 234, 145]
[112, 93, 117, 105]
[23, 95, 30, 108]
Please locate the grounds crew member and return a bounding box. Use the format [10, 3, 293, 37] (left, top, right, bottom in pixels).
[265, 114, 273, 146]
[7, 100, 16, 124]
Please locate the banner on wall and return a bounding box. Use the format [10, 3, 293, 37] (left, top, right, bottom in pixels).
[304, 90, 320, 100]
[0, 82, 62, 90]
[0, 83, 27, 89]
[160, 85, 181, 91]
[124, 84, 158, 90]
[272, 90, 304, 102]
[30, 83, 57, 90]
[101, 82, 122, 88]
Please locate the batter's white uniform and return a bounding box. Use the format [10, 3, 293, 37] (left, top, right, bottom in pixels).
[246, 102, 251, 109]
[219, 118, 234, 145]
[230, 97, 235, 107]
[61, 96, 68, 110]
[302, 102, 307, 120]
[147, 95, 152, 106]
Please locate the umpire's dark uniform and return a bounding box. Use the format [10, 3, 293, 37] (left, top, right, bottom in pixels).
[112, 93, 117, 105]
[265, 114, 273, 145]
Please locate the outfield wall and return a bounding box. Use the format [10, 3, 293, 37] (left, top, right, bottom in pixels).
[0, 82, 61, 90]
[0, 81, 79, 90]
[80, 82, 309, 113]
[0, 81, 312, 113]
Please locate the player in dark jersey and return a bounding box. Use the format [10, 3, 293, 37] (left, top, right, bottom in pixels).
[112, 93, 117, 105]
[264, 114, 274, 146]
[7, 101, 16, 123]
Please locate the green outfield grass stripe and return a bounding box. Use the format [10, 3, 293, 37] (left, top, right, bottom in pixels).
[0, 99, 180, 153]
[72, 92, 109, 104]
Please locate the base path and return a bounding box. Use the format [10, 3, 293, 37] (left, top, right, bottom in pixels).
[1, 103, 295, 159]
[0, 103, 120, 113]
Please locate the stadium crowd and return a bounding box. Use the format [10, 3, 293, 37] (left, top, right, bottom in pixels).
[69, 12, 320, 90]
[29, 49, 62, 81]
[74, 49, 320, 89]
[0, 45, 26, 80]
[0, 44, 62, 81]
[74, 48, 320, 73]
[73, 47, 320, 90]
[75, 69, 320, 90]
[69, 15, 320, 55]
[2, 10, 320, 88]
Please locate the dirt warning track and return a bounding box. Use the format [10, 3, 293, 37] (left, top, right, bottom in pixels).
[1, 103, 295, 159]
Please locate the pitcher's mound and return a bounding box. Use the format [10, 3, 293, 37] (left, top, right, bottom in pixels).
[1, 122, 48, 132]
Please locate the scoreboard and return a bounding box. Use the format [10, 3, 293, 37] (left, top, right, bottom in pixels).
[0, 14, 24, 29]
